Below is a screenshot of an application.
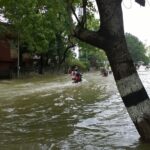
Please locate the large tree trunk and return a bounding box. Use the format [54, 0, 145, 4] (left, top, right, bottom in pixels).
[105, 34, 150, 142]
[74, 0, 150, 141]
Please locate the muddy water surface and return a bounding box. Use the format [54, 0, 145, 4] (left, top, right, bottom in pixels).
[0, 71, 150, 150]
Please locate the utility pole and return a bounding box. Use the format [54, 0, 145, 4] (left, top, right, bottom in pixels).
[17, 32, 20, 78]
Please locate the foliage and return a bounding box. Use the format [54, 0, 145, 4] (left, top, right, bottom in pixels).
[70, 1, 103, 69]
[145, 46, 150, 63]
[0, 0, 71, 53]
[0, 0, 78, 74]
[125, 33, 149, 64]
[66, 56, 87, 71]
[79, 41, 107, 69]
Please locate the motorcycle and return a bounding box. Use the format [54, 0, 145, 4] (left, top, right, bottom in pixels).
[72, 72, 82, 83]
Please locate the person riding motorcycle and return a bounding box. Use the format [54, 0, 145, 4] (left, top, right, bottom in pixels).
[71, 67, 82, 83]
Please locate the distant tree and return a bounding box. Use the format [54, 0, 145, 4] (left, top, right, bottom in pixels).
[125, 33, 149, 64]
[145, 46, 150, 63]
[79, 42, 107, 69]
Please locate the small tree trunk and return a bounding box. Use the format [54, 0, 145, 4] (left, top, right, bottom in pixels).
[38, 54, 44, 74]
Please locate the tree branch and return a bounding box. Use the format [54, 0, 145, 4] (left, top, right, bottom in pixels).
[60, 43, 76, 65]
[74, 27, 106, 49]
[70, 5, 81, 26]
[71, 0, 106, 50]
[81, 0, 87, 28]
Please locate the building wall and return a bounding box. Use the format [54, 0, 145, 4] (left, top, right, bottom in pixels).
[0, 39, 13, 78]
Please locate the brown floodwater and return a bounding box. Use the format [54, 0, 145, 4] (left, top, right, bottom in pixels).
[0, 70, 150, 150]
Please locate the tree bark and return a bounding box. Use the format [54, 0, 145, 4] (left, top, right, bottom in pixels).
[74, 0, 150, 141]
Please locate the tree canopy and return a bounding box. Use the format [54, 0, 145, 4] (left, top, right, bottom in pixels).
[0, 0, 71, 53]
[125, 33, 149, 64]
[0, 0, 149, 71]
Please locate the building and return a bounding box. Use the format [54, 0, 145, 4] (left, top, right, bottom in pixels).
[0, 22, 33, 79]
[0, 25, 17, 79]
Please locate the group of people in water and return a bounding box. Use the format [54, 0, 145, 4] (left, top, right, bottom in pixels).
[68, 65, 112, 83]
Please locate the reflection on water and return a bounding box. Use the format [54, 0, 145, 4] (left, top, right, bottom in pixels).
[0, 71, 150, 150]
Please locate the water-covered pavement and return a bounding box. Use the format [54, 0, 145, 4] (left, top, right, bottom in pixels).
[0, 70, 150, 150]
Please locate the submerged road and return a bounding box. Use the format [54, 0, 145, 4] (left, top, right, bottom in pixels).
[0, 70, 150, 150]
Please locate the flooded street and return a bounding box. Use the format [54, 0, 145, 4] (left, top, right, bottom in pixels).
[0, 70, 150, 150]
